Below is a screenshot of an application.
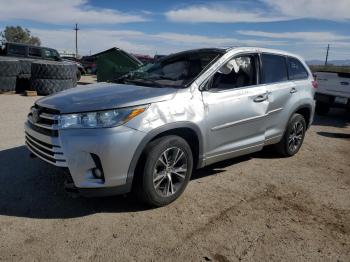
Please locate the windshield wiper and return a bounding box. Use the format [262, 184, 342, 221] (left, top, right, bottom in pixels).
[155, 76, 178, 81]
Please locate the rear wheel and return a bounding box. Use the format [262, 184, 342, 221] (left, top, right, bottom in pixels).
[315, 101, 330, 116]
[276, 113, 306, 157]
[135, 135, 193, 207]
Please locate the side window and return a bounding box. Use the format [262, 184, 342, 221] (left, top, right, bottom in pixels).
[288, 57, 308, 80]
[28, 47, 42, 58]
[261, 54, 288, 84]
[7, 44, 26, 56]
[209, 55, 257, 91]
[43, 49, 59, 60]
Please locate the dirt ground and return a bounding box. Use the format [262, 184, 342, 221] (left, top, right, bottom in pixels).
[78, 74, 97, 85]
[0, 94, 349, 262]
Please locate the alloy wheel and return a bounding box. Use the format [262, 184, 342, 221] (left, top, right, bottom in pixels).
[288, 121, 304, 153]
[153, 147, 188, 197]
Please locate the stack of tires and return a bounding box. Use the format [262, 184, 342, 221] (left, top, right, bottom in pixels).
[0, 58, 20, 92]
[31, 61, 78, 95]
[16, 59, 36, 93]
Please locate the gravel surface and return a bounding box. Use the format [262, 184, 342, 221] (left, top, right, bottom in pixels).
[0, 94, 349, 262]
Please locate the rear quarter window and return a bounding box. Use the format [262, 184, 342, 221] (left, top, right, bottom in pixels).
[288, 57, 308, 80]
[261, 54, 288, 84]
[29, 47, 42, 58]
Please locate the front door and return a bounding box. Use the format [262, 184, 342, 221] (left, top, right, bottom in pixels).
[202, 53, 269, 165]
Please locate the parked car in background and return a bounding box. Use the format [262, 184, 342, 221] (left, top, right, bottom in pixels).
[133, 54, 154, 64]
[25, 47, 316, 206]
[0, 42, 60, 60]
[0, 42, 82, 81]
[61, 56, 86, 79]
[81, 55, 97, 74]
[314, 71, 350, 115]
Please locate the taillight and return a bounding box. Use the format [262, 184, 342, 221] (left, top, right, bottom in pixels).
[312, 80, 318, 89]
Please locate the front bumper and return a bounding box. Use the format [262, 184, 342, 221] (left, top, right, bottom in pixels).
[25, 122, 146, 195]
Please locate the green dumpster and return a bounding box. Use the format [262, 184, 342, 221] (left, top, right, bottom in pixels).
[95, 47, 143, 82]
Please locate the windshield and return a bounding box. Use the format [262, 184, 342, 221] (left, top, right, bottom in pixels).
[118, 50, 223, 88]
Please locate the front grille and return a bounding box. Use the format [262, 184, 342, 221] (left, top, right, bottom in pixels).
[25, 105, 67, 167]
[27, 105, 60, 137]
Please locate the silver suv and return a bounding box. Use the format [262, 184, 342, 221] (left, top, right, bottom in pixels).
[25, 47, 316, 206]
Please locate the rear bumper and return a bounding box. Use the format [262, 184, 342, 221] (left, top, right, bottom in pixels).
[315, 93, 350, 108]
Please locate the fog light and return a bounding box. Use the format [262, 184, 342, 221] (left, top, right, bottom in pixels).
[92, 168, 103, 179]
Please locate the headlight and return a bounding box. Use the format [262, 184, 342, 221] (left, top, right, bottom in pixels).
[58, 105, 148, 129]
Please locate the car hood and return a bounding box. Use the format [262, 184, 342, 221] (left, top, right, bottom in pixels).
[36, 82, 177, 113]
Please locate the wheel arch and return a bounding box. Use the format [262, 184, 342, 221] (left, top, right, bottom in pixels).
[126, 122, 204, 190]
[293, 104, 313, 128]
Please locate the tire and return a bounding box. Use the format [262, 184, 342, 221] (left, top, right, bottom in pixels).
[31, 61, 77, 79]
[315, 101, 330, 116]
[17, 73, 31, 79]
[135, 135, 193, 207]
[31, 78, 74, 95]
[0, 76, 17, 92]
[72, 76, 77, 87]
[0, 59, 20, 77]
[16, 74, 31, 93]
[19, 59, 36, 74]
[275, 113, 306, 157]
[76, 69, 81, 82]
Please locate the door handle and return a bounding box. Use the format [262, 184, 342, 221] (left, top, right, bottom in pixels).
[290, 87, 297, 94]
[253, 93, 268, 102]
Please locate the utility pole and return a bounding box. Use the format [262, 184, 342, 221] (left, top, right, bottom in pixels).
[74, 23, 79, 58]
[325, 44, 330, 66]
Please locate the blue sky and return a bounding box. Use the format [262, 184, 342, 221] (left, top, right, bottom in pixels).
[0, 0, 349, 60]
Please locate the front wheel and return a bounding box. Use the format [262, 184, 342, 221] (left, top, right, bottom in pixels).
[135, 135, 193, 207]
[276, 113, 306, 157]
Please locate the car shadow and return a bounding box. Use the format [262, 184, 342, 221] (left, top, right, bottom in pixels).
[0, 146, 149, 219]
[0, 145, 281, 219]
[312, 108, 350, 129]
[191, 155, 252, 181]
[317, 131, 350, 139]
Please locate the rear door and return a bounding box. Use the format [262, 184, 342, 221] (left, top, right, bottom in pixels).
[261, 54, 297, 141]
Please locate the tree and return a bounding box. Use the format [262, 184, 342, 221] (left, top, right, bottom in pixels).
[0, 26, 41, 46]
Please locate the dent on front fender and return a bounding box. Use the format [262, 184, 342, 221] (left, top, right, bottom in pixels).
[125, 89, 206, 133]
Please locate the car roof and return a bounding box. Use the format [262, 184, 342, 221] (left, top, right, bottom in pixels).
[225, 46, 305, 61]
[5, 42, 56, 51]
[163, 46, 305, 63]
